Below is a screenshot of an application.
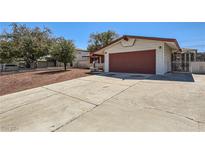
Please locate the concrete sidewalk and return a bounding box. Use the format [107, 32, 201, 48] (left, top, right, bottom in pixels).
[1, 73, 205, 131]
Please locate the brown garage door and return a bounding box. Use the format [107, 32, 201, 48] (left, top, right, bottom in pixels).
[109, 50, 156, 74]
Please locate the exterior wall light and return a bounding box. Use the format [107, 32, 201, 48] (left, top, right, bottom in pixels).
[123, 37, 129, 41]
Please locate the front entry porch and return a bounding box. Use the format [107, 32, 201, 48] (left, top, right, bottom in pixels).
[89, 53, 104, 71]
[172, 48, 197, 72]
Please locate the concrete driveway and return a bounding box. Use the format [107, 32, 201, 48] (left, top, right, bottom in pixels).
[1, 73, 205, 132]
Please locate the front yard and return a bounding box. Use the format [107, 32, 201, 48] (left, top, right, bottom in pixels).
[1, 73, 205, 131]
[0, 68, 91, 96]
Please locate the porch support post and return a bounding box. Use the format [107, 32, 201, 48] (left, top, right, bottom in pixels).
[189, 53, 191, 62]
[188, 53, 191, 72]
[99, 56, 102, 64]
[179, 53, 182, 71]
[184, 53, 187, 72]
[194, 53, 197, 61]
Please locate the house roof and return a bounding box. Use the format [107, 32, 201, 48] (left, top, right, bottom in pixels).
[93, 35, 181, 53]
[182, 48, 197, 51]
[181, 48, 197, 53]
[76, 48, 88, 52]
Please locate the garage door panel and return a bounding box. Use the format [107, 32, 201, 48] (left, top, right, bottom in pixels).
[109, 50, 156, 74]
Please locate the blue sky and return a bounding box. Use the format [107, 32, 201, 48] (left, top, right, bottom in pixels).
[0, 22, 205, 52]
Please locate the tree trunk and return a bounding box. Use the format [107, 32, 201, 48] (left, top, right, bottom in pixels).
[34, 61, 38, 69]
[1, 64, 3, 72]
[25, 61, 31, 68]
[54, 60, 57, 67]
[64, 63, 67, 71]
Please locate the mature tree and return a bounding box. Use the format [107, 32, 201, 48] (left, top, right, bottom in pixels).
[45, 38, 60, 67]
[197, 52, 205, 61]
[0, 40, 15, 63]
[87, 30, 119, 52]
[50, 38, 75, 70]
[0, 29, 16, 63]
[0, 23, 52, 68]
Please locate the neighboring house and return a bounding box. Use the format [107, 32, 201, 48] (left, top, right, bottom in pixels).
[36, 55, 55, 68]
[0, 49, 90, 71]
[73, 49, 90, 68]
[196, 52, 205, 61]
[92, 35, 182, 75]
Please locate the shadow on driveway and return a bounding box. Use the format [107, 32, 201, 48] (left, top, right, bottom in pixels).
[35, 70, 70, 75]
[88, 72, 195, 82]
[147, 73, 195, 82]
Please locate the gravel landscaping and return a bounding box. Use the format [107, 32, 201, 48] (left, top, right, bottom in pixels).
[0, 68, 91, 96]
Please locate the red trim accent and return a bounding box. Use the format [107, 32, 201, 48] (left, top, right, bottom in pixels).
[93, 35, 181, 53]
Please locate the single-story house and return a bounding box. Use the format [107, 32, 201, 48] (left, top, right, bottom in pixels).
[91, 35, 185, 75]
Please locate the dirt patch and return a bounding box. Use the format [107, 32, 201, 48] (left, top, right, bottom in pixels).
[0, 68, 91, 96]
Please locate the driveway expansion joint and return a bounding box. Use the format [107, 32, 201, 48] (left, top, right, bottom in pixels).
[51, 105, 96, 132]
[0, 93, 58, 115]
[52, 81, 140, 132]
[42, 86, 97, 106]
[144, 106, 205, 125]
[78, 78, 134, 87]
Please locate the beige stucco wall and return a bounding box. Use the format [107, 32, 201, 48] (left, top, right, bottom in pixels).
[163, 43, 172, 73]
[104, 38, 167, 74]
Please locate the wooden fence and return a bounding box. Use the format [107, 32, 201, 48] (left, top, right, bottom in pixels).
[190, 62, 205, 74]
